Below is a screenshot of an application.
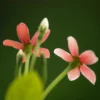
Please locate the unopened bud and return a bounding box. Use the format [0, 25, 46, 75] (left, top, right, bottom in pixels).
[16, 49, 25, 64]
[39, 18, 49, 32]
[38, 18, 49, 41]
[15, 50, 25, 77]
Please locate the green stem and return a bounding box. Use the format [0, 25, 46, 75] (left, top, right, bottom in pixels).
[24, 54, 31, 75]
[15, 59, 23, 78]
[15, 64, 22, 78]
[30, 41, 41, 70]
[18, 66, 22, 77]
[30, 27, 47, 71]
[42, 65, 70, 100]
[40, 53, 47, 84]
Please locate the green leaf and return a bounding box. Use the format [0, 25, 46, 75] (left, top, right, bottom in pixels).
[5, 71, 44, 100]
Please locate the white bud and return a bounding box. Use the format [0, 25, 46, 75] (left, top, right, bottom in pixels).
[40, 18, 49, 32]
[16, 49, 25, 62]
[17, 49, 24, 57]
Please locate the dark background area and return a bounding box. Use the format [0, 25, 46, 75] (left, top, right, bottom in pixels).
[0, 0, 100, 100]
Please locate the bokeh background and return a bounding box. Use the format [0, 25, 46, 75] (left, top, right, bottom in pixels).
[0, 0, 100, 100]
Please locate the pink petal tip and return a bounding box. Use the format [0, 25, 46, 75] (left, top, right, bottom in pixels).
[80, 50, 98, 65]
[80, 64, 96, 85]
[3, 40, 24, 50]
[68, 67, 80, 81]
[16, 22, 30, 44]
[67, 36, 79, 57]
[54, 48, 73, 62]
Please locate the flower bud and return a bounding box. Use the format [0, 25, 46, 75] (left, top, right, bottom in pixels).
[38, 18, 49, 41]
[16, 49, 25, 64]
[39, 17, 49, 32]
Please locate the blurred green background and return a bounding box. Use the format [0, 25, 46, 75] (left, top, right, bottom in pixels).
[0, 0, 100, 100]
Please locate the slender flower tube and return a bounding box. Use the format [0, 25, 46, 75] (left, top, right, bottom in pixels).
[30, 18, 50, 69]
[54, 36, 98, 85]
[15, 50, 25, 76]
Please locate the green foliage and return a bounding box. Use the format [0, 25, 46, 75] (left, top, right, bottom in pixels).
[5, 71, 44, 100]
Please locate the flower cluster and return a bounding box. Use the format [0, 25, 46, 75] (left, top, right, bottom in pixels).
[3, 18, 99, 100]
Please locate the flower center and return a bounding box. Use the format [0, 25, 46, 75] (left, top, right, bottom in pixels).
[23, 43, 33, 55]
[69, 57, 81, 70]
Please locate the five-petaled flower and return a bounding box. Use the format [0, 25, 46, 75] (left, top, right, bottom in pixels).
[3, 22, 50, 61]
[54, 36, 98, 85]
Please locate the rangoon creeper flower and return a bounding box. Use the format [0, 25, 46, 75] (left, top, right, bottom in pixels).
[3, 19, 50, 61]
[54, 36, 98, 85]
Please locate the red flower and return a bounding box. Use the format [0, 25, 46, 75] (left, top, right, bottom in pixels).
[3, 23, 50, 58]
[54, 36, 98, 85]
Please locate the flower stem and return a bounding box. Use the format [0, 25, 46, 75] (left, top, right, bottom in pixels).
[30, 40, 41, 70]
[15, 64, 22, 77]
[24, 54, 31, 75]
[42, 65, 70, 100]
[30, 28, 47, 70]
[18, 65, 22, 76]
[40, 53, 48, 84]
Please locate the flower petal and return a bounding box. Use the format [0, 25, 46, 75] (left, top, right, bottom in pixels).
[79, 50, 98, 65]
[31, 29, 50, 45]
[54, 48, 73, 62]
[31, 31, 39, 45]
[3, 40, 24, 50]
[67, 36, 79, 57]
[68, 67, 80, 81]
[16, 23, 30, 44]
[80, 64, 96, 85]
[32, 48, 50, 58]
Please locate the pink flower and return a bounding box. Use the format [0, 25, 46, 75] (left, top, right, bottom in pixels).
[3, 23, 50, 59]
[54, 36, 98, 85]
